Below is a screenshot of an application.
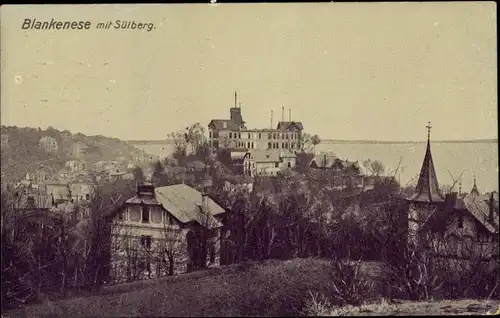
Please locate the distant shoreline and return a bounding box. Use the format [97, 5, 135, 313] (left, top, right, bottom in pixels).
[127, 139, 498, 145]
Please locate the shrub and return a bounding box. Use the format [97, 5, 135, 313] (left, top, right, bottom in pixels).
[328, 258, 375, 306]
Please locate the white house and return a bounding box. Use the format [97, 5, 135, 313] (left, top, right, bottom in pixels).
[109, 183, 227, 282]
[243, 149, 296, 177]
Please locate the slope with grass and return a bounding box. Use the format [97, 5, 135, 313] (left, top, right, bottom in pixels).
[3, 258, 497, 317]
[4, 259, 382, 317]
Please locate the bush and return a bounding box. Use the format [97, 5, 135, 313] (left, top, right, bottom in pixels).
[327, 258, 375, 306]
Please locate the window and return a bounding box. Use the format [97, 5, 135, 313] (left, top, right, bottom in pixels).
[275, 163, 279, 168]
[229, 132, 232, 138]
[288, 162, 291, 168]
[247, 142, 250, 148]
[248, 133, 251, 139]
[85, 193, 90, 200]
[259, 133, 262, 139]
[282, 142, 284, 149]
[140, 235, 152, 249]
[251, 142, 254, 149]
[151, 208, 162, 223]
[239, 133, 241, 138]
[142, 206, 150, 223]
[268, 142, 272, 149]
[118, 212, 123, 221]
[129, 207, 140, 222]
[268, 133, 272, 139]
[209, 131, 212, 138]
[458, 215, 463, 228]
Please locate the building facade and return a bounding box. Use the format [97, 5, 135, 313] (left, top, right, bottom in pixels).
[109, 183, 226, 283]
[39, 136, 59, 154]
[243, 149, 296, 177]
[208, 94, 303, 151]
[1, 134, 9, 148]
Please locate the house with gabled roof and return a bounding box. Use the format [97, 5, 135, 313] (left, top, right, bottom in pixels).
[243, 149, 296, 177]
[109, 182, 227, 282]
[406, 122, 499, 263]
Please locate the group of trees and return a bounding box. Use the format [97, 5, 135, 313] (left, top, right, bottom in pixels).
[0, 179, 137, 310]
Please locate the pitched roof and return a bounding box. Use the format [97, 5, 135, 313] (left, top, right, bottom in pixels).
[408, 133, 444, 203]
[310, 153, 337, 168]
[463, 187, 499, 233]
[208, 119, 240, 131]
[154, 184, 224, 228]
[277, 121, 304, 131]
[186, 160, 206, 171]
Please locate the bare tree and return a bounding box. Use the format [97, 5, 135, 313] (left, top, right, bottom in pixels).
[159, 217, 187, 276]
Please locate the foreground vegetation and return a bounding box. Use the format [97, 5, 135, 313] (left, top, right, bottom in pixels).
[4, 258, 498, 317]
[4, 258, 382, 317]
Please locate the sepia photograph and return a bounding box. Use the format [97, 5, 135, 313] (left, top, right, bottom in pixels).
[1, 2, 498, 317]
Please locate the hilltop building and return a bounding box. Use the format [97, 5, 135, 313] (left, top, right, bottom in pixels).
[208, 92, 304, 151]
[1, 134, 9, 148]
[39, 136, 59, 154]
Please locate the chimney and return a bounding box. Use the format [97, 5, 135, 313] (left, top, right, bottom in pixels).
[137, 182, 155, 198]
[489, 192, 495, 223]
[271, 110, 274, 129]
[201, 189, 209, 213]
[282, 106, 285, 122]
[289, 109, 291, 121]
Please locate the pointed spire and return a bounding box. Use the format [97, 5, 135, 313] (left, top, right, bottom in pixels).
[408, 121, 444, 203]
[470, 174, 479, 195]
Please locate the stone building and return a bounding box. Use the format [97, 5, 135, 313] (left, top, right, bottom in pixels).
[208, 92, 303, 151]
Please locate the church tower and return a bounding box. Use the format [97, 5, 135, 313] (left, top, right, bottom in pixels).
[406, 122, 445, 248]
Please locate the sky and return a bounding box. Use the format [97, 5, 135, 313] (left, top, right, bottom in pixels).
[1, 3, 497, 141]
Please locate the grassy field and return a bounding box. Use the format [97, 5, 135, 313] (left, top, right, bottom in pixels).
[3, 258, 382, 317]
[2, 258, 497, 317]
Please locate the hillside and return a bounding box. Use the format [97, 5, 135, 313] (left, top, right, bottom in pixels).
[0, 126, 145, 182]
[4, 258, 497, 317]
[4, 258, 382, 317]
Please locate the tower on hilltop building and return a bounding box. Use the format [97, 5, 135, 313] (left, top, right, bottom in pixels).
[229, 90, 245, 129]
